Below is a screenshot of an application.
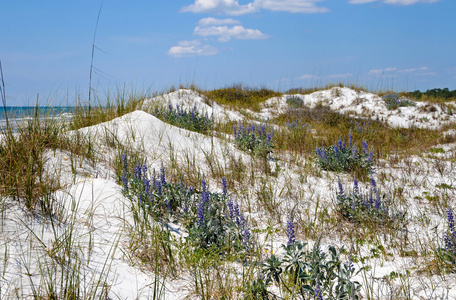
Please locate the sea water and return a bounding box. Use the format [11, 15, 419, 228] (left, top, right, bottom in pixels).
[0, 106, 74, 131]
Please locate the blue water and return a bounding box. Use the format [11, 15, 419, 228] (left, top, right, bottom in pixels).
[0, 106, 74, 130]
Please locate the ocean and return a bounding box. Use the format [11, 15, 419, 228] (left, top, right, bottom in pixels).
[0, 106, 74, 131]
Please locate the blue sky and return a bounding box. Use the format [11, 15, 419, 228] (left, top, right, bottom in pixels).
[1, 0, 455, 106]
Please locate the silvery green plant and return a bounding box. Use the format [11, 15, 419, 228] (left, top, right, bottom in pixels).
[152, 103, 212, 133]
[258, 221, 364, 299]
[382, 93, 416, 110]
[314, 133, 373, 175]
[437, 209, 456, 270]
[286, 95, 304, 107]
[233, 123, 274, 158]
[120, 154, 251, 252]
[336, 177, 405, 227]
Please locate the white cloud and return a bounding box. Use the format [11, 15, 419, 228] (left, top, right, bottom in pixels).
[253, 0, 329, 13]
[167, 40, 218, 57]
[181, 0, 256, 15]
[299, 74, 320, 79]
[197, 17, 241, 26]
[368, 67, 397, 74]
[194, 25, 268, 42]
[181, 0, 328, 15]
[398, 66, 428, 73]
[349, 0, 441, 5]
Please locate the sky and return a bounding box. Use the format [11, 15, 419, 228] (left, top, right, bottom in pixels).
[1, 0, 455, 106]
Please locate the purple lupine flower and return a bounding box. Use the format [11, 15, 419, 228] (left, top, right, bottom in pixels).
[349, 133, 353, 147]
[222, 177, 227, 196]
[243, 227, 251, 247]
[156, 180, 162, 196]
[201, 179, 209, 204]
[133, 165, 142, 180]
[314, 285, 324, 300]
[338, 179, 344, 196]
[444, 234, 453, 251]
[160, 167, 166, 186]
[338, 139, 343, 150]
[447, 209, 455, 233]
[261, 124, 266, 136]
[234, 203, 240, 224]
[168, 104, 172, 111]
[321, 148, 327, 159]
[316, 147, 322, 159]
[197, 202, 205, 226]
[228, 199, 234, 219]
[286, 219, 296, 246]
[142, 165, 147, 180]
[368, 150, 374, 162]
[374, 195, 381, 210]
[334, 145, 339, 157]
[122, 173, 128, 192]
[346, 256, 354, 271]
[362, 140, 368, 154]
[144, 178, 150, 196]
[233, 125, 237, 137]
[353, 178, 359, 195]
[370, 178, 377, 193]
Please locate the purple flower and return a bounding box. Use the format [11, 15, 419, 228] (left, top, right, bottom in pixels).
[447, 209, 455, 233]
[374, 195, 381, 210]
[316, 147, 322, 158]
[370, 178, 377, 193]
[353, 178, 359, 195]
[334, 145, 339, 157]
[233, 125, 237, 137]
[197, 202, 205, 226]
[222, 177, 227, 196]
[243, 227, 251, 247]
[314, 285, 324, 300]
[338, 139, 343, 150]
[286, 219, 296, 246]
[368, 150, 374, 162]
[201, 179, 209, 204]
[362, 140, 368, 155]
[338, 179, 344, 196]
[349, 133, 353, 147]
[160, 167, 166, 186]
[228, 199, 234, 219]
[122, 173, 128, 192]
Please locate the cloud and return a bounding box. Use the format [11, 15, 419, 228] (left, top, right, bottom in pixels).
[167, 40, 218, 57]
[181, 0, 328, 15]
[299, 74, 320, 79]
[398, 66, 428, 73]
[194, 25, 268, 42]
[368, 67, 397, 74]
[181, 0, 256, 15]
[197, 17, 241, 26]
[349, 0, 441, 5]
[253, 0, 329, 13]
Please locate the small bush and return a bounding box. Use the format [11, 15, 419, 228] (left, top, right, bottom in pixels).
[286, 96, 304, 107]
[152, 103, 212, 134]
[314, 133, 373, 175]
[233, 123, 274, 158]
[336, 177, 405, 227]
[255, 221, 365, 299]
[383, 94, 416, 110]
[120, 155, 252, 253]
